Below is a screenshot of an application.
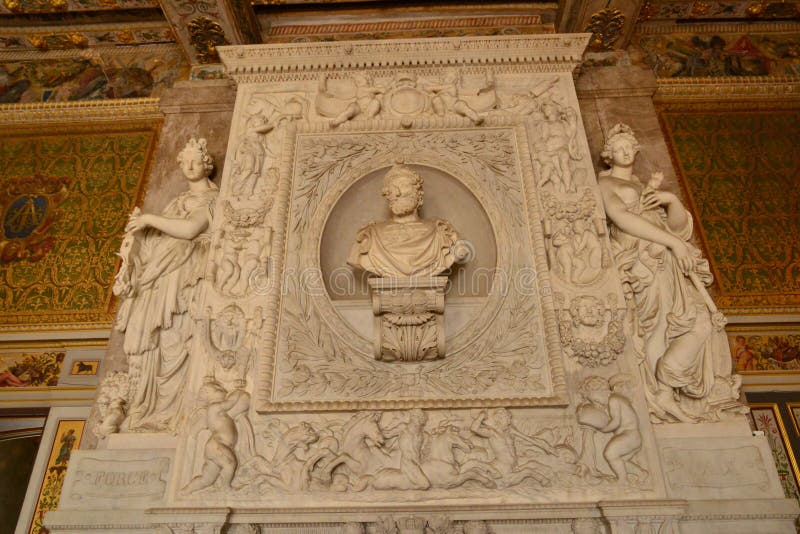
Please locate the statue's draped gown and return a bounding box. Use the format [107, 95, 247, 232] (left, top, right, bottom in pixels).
[608, 184, 729, 412]
[116, 185, 217, 431]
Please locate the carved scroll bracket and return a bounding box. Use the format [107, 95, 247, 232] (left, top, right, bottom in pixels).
[368, 276, 447, 363]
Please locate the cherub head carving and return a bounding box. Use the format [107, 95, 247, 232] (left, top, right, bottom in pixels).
[601, 123, 640, 167]
[381, 164, 424, 218]
[177, 137, 214, 180]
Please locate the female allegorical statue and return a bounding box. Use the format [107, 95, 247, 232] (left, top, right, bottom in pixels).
[598, 124, 741, 423]
[114, 138, 218, 432]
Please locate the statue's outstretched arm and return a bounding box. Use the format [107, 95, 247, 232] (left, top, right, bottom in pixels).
[129, 211, 210, 241]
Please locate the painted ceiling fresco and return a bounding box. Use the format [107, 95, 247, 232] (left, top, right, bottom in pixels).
[659, 106, 800, 314]
[0, 123, 158, 330]
[0, 0, 156, 14]
[630, 30, 800, 77]
[0, 45, 187, 102]
[638, 0, 800, 21]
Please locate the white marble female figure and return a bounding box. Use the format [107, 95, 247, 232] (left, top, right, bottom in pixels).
[114, 138, 218, 432]
[598, 124, 738, 422]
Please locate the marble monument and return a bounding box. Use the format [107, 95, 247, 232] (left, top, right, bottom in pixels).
[46, 34, 799, 533]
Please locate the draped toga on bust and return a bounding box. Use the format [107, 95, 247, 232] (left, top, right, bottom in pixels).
[348, 218, 459, 278]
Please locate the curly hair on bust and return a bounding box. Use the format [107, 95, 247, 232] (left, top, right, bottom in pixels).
[381, 163, 424, 204]
[177, 137, 214, 175]
[600, 123, 640, 166]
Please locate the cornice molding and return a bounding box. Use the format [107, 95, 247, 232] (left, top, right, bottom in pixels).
[0, 97, 163, 125]
[635, 20, 800, 35]
[0, 43, 181, 61]
[266, 15, 547, 39]
[654, 76, 800, 101]
[219, 34, 591, 80]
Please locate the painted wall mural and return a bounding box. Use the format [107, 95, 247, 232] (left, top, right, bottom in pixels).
[0, 25, 175, 52]
[729, 327, 800, 373]
[659, 107, 800, 314]
[0, 45, 188, 103]
[638, 0, 800, 20]
[0, 0, 157, 15]
[0, 123, 159, 330]
[630, 31, 800, 77]
[0, 351, 65, 387]
[27, 419, 84, 534]
[749, 403, 800, 501]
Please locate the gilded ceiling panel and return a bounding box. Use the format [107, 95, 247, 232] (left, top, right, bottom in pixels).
[0, 121, 159, 331]
[659, 105, 800, 314]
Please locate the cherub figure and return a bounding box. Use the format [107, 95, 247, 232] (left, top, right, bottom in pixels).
[424, 69, 484, 125]
[181, 378, 250, 494]
[577, 375, 648, 483]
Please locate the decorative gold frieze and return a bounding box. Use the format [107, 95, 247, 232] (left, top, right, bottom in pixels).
[655, 76, 800, 101]
[0, 98, 162, 124]
[28, 32, 88, 51]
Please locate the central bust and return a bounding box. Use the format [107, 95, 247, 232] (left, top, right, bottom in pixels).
[347, 163, 462, 278]
[347, 163, 466, 362]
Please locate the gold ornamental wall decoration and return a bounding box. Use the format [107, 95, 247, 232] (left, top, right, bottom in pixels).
[187, 16, 228, 64]
[28, 32, 89, 51]
[584, 7, 626, 52]
[0, 174, 69, 263]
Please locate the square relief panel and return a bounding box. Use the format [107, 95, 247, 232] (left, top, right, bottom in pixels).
[256, 123, 567, 412]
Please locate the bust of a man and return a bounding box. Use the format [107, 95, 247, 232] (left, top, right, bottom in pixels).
[348, 164, 462, 278]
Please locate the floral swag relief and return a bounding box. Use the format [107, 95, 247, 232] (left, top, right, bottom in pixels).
[598, 124, 744, 423]
[114, 138, 218, 432]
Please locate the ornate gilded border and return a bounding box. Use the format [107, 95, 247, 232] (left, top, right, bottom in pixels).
[0, 98, 162, 125]
[749, 402, 800, 499]
[635, 19, 800, 35]
[655, 77, 800, 102]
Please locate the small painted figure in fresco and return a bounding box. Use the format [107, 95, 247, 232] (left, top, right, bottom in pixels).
[181, 378, 250, 494]
[577, 375, 647, 483]
[598, 123, 741, 423]
[0, 370, 28, 387]
[734, 335, 756, 371]
[55, 429, 77, 466]
[0, 66, 31, 103]
[114, 138, 218, 432]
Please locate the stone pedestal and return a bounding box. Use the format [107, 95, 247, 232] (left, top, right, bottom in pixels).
[368, 276, 447, 362]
